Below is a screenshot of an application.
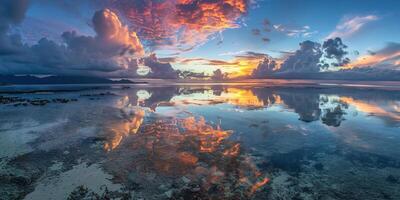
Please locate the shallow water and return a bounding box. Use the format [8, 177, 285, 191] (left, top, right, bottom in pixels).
[0, 84, 399, 199]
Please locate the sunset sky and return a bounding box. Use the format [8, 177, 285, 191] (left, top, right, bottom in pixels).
[1, 0, 399, 80]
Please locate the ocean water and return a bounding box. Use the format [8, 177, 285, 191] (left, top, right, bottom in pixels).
[0, 83, 399, 199]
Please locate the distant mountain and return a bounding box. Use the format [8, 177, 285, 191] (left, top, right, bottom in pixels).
[0, 75, 143, 85]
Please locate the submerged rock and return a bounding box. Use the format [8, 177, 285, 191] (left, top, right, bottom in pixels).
[164, 190, 173, 198]
[314, 163, 324, 171]
[181, 176, 191, 184]
[1, 96, 78, 107]
[386, 175, 399, 184]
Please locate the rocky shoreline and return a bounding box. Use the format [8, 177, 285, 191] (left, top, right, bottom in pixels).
[0, 96, 78, 107]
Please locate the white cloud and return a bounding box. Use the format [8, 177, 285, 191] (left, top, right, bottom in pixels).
[326, 15, 378, 39]
[273, 24, 317, 38]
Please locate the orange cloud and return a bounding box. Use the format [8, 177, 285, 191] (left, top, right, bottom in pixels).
[344, 42, 400, 69]
[340, 97, 400, 122]
[174, 56, 264, 78]
[346, 51, 400, 69]
[93, 9, 145, 56]
[112, 0, 249, 51]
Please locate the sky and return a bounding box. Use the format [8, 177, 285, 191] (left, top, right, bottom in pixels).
[0, 0, 399, 80]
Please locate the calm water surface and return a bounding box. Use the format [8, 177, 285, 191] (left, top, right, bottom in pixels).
[0, 84, 399, 199]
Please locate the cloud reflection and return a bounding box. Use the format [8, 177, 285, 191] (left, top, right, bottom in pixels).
[117, 86, 400, 127]
[103, 94, 146, 151]
[98, 86, 399, 198]
[340, 97, 400, 124]
[104, 114, 269, 198]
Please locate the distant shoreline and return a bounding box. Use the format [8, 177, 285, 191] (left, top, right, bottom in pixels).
[1, 79, 400, 95]
[130, 78, 400, 88]
[0, 82, 148, 86]
[0, 75, 147, 85]
[2, 75, 400, 92]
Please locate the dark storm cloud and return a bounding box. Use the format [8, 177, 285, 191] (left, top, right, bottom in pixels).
[207, 60, 239, 66]
[321, 105, 347, 127]
[0, 0, 28, 29]
[211, 69, 227, 80]
[322, 37, 350, 66]
[367, 50, 376, 56]
[279, 40, 323, 72]
[336, 67, 400, 81]
[158, 57, 179, 63]
[261, 37, 270, 43]
[1, 2, 180, 79]
[142, 54, 178, 79]
[270, 66, 400, 81]
[0, 8, 145, 77]
[178, 57, 240, 66]
[251, 58, 277, 78]
[250, 38, 399, 80]
[251, 18, 271, 43]
[0, 0, 29, 54]
[262, 19, 272, 32]
[252, 28, 261, 36]
[234, 51, 268, 60]
[268, 39, 400, 80]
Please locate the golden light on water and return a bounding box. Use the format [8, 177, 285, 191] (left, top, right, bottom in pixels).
[221, 88, 265, 108]
[171, 87, 282, 108]
[340, 97, 400, 121]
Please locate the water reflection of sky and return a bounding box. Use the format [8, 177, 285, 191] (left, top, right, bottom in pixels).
[146, 87, 399, 153]
[1, 85, 400, 199]
[104, 85, 400, 198]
